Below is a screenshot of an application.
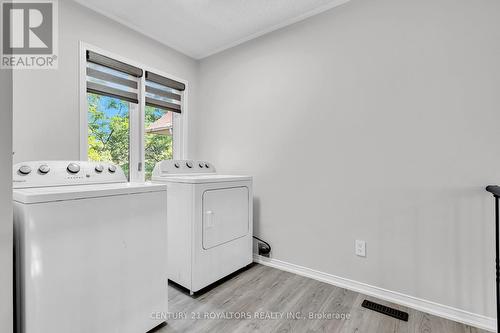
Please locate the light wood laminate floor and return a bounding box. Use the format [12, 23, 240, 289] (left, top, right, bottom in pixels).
[156, 264, 489, 333]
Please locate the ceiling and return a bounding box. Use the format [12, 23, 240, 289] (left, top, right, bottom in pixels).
[73, 0, 351, 59]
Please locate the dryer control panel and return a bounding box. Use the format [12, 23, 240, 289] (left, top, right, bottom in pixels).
[13, 161, 127, 188]
[153, 160, 216, 177]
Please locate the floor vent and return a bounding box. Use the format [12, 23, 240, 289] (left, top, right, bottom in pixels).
[361, 300, 409, 322]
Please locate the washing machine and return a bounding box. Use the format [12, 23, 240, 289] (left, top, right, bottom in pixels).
[152, 160, 252, 294]
[13, 161, 168, 333]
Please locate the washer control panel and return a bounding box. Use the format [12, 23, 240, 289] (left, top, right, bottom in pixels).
[13, 161, 127, 189]
[153, 160, 216, 177]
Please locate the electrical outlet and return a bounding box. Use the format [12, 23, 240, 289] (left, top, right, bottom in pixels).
[355, 240, 366, 257]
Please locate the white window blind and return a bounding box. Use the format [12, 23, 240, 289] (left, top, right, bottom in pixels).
[86, 51, 143, 103]
[145, 71, 185, 113]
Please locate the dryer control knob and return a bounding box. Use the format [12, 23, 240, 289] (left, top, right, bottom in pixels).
[186, 162, 193, 168]
[174, 163, 180, 168]
[108, 165, 117, 173]
[199, 163, 204, 168]
[205, 163, 210, 168]
[95, 165, 104, 173]
[38, 165, 50, 174]
[67, 163, 80, 174]
[19, 165, 32, 175]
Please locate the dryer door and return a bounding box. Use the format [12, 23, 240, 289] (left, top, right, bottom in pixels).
[202, 186, 249, 249]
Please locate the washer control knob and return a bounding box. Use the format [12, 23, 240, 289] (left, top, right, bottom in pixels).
[199, 163, 204, 168]
[95, 165, 104, 173]
[205, 163, 210, 168]
[19, 165, 32, 175]
[67, 163, 80, 174]
[174, 163, 180, 168]
[108, 165, 117, 173]
[38, 165, 50, 174]
[186, 161, 193, 168]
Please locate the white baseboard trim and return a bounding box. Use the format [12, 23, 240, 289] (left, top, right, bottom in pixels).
[253, 254, 495, 332]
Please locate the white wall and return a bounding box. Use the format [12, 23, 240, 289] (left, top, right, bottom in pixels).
[11, 0, 500, 322]
[196, 0, 500, 318]
[0, 66, 13, 332]
[13, 0, 198, 163]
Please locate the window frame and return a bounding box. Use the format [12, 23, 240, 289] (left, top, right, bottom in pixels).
[79, 42, 188, 182]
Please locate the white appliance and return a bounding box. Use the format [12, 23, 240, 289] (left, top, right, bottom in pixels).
[152, 160, 252, 294]
[13, 161, 168, 333]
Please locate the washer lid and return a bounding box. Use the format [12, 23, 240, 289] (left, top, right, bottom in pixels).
[13, 182, 167, 204]
[152, 174, 252, 184]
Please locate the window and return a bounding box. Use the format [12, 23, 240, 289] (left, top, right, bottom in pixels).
[87, 94, 131, 178]
[80, 44, 186, 182]
[143, 71, 184, 180]
[145, 106, 173, 180]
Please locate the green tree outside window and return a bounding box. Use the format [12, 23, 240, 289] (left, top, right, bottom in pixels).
[88, 93, 173, 180]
